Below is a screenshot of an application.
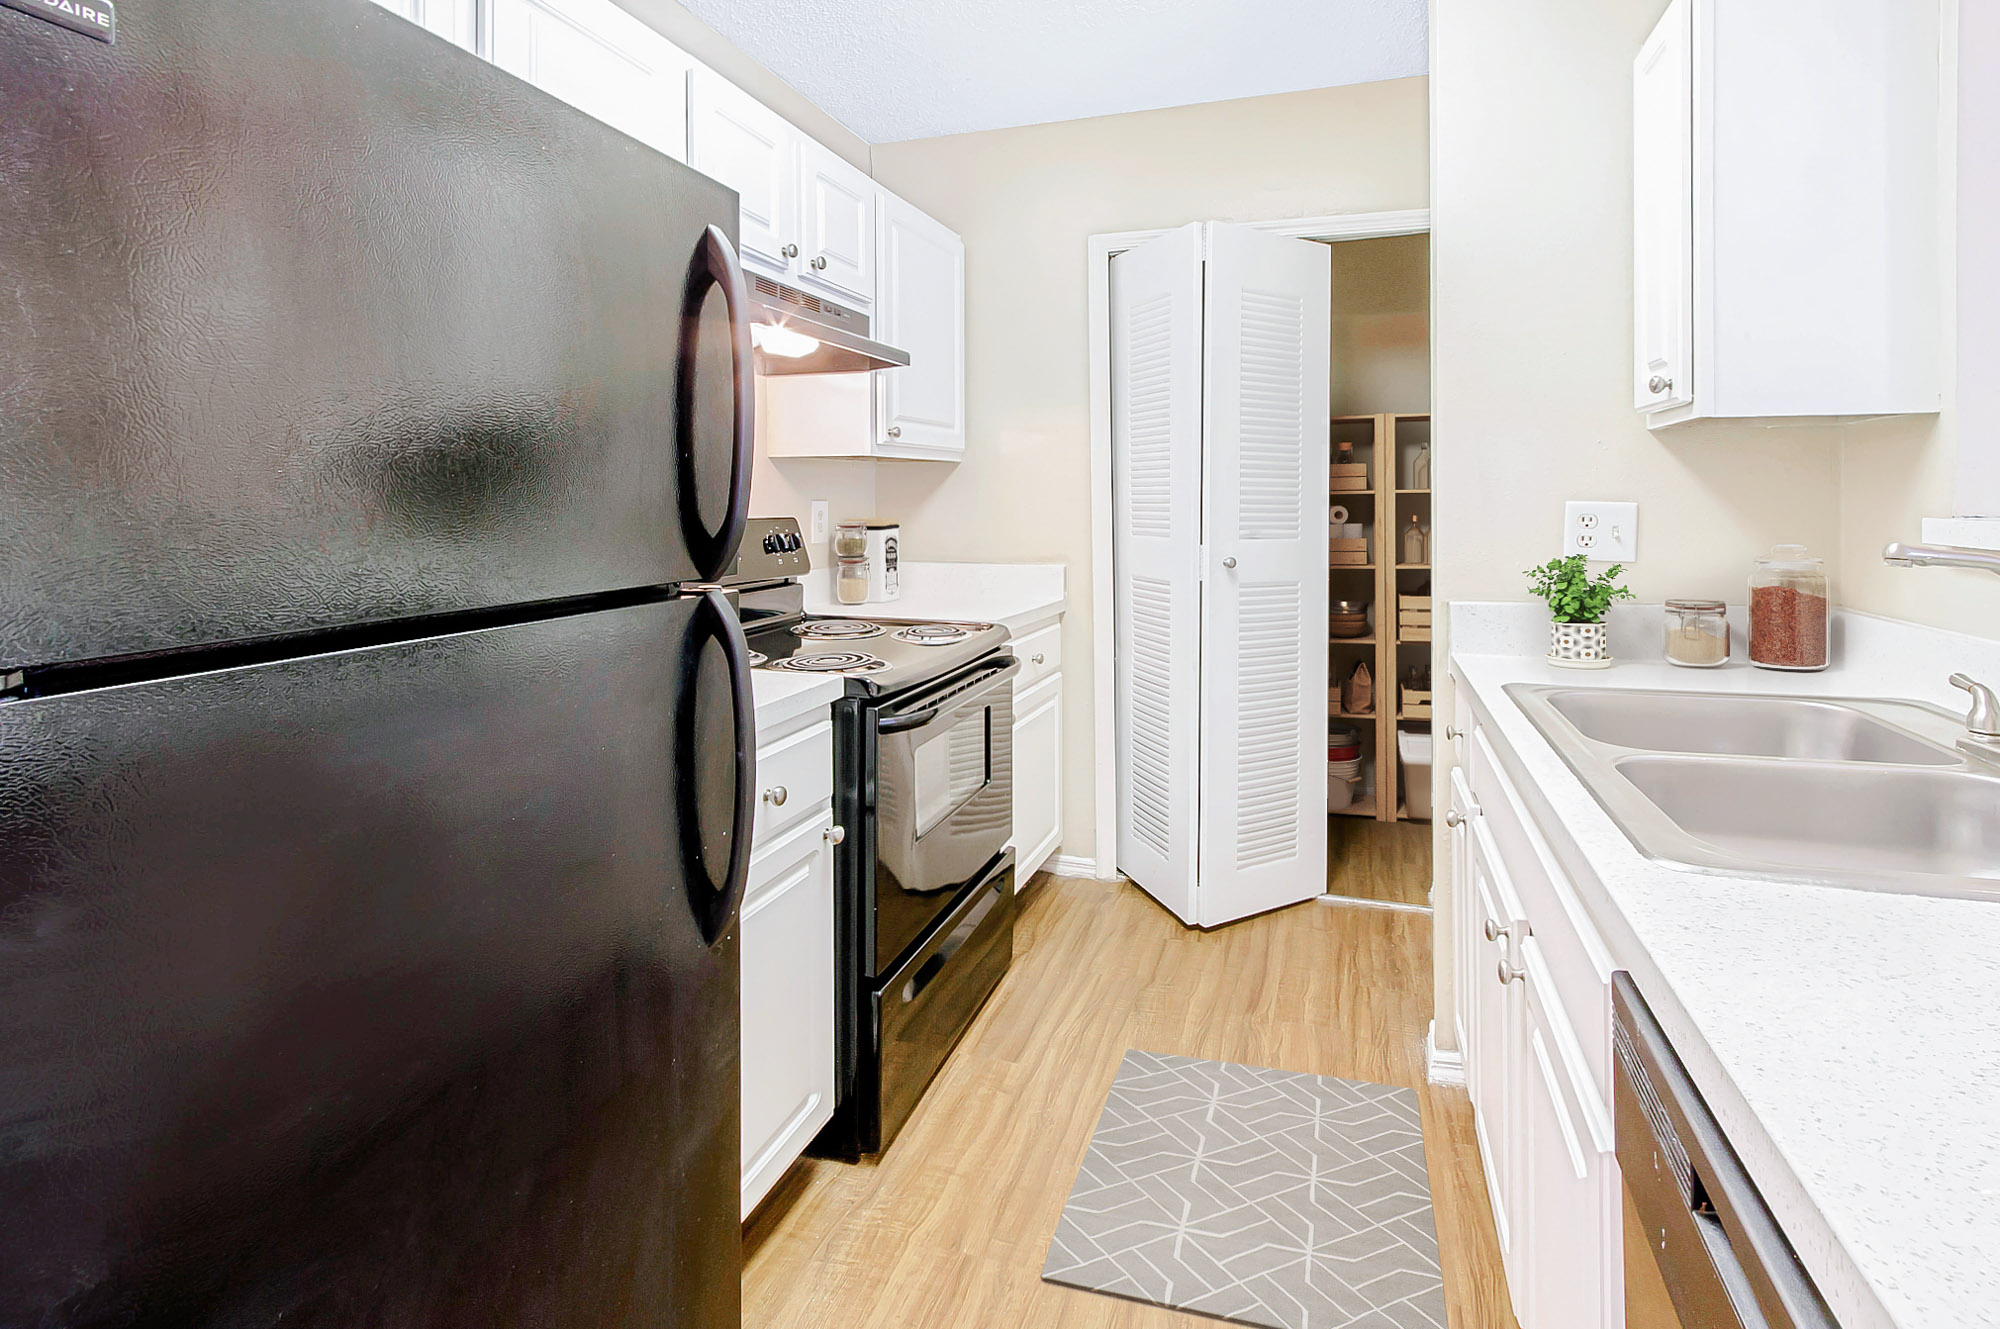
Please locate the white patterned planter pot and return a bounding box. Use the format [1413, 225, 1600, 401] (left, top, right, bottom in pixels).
[1548, 620, 1612, 669]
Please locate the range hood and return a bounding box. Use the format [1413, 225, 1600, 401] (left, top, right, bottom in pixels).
[748, 275, 910, 375]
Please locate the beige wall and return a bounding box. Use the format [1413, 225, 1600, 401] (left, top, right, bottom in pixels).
[1329, 233, 1432, 417]
[611, 0, 870, 169]
[868, 77, 1432, 862]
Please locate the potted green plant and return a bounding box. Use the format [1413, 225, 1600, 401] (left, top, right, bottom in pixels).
[1524, 555, 1633, 668]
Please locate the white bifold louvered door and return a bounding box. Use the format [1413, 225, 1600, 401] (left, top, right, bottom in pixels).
[1111, 223, 1205, 925]
[1112, 222, 1329, 928]
[1196, 223, 1330, 926]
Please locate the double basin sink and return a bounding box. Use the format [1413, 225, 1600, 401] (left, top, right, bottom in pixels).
[1507, 684, 2000, 901]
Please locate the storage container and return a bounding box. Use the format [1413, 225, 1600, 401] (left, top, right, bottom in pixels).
[1748, 545, 1828, 671]
[1663, 598, 1730, 668]
[1397, 730, 1433, 821]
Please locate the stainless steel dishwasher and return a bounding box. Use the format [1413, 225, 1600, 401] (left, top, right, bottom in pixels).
[1614, 974, 1841, 1328]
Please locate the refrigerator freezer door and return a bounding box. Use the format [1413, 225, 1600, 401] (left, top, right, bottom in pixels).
[0, 598, 751, 1326]
[0, 0, 752, 671]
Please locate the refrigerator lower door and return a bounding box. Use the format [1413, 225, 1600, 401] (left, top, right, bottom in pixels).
[0, 595, 753, 1328]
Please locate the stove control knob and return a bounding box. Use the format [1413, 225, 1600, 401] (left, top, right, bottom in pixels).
[761, 532, 780, 554]
[785, 532, 803, 552]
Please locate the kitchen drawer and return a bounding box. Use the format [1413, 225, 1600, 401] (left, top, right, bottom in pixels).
[1011, 622, 1061, 691]
[752, 718, 833, 851]
[1469, 726, 1614, 1102]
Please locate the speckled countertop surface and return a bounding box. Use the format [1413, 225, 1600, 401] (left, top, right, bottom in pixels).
[749, 669, 843, 735]
[1451, 605, 2000, 1329]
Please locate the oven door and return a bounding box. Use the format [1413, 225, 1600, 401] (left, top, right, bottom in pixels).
[867, 654, 1019, 976]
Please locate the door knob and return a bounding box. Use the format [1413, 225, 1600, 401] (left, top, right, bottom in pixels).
[1221, 557, 1237, 569]
[1648, 374, 1672, 395]
[762, 785, 788, 807]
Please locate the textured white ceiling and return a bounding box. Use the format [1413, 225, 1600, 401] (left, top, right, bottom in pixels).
[675, 0, 1428, 143]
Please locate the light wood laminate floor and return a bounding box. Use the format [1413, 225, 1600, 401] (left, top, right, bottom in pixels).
[1327, 817, 1435, 908]
[744, 875, 1517, 1329]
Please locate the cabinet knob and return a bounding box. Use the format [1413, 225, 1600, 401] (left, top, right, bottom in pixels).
[1648, 374, 1673, 395]
[1445, 804, 1478, 827]
[781, 243, 799, 259]
[762, 785, 788, 807]
[1497, 956, 1526, 985]
[1483, 918, 1510, 943]
[1445, 725, 1464, 740]
[825, 824, 845, 845]
[886, 425, 902, 438]
[1221, 557, 1237, 569]
[812, 255, 829, 271]
[1031, 653, 1046, 665]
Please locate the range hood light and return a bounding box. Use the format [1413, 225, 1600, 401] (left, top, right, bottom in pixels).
[752, 322, 822, 359]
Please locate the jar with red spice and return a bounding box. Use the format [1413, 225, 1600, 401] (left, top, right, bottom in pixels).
[1749, 544, 1830, 671]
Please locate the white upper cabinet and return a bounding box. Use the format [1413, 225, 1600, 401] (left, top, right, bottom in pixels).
[368, 0, 479, 53]
[796, 140, 877, 307]
[1631, 0, 1693, 415]
[688, 68, 798, 282]
[875, 192, 966, 458]
[489, 0, 692, 163]
[1631, 0, 1940, 429]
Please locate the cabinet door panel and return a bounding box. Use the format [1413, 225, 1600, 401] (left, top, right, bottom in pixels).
[689, 68, 796, 280]
[1522, 940, 1614, 1329]
[368, 0, 479, 51]
[797, 139, 876, 305]
[1469, 817, 1529, 1307]
[1012, 672, 1063, 885]
[876, 192, 966, 457]
[490, 0, 691, 163]
[740, 818, 836, 1218]
[1633, 0, 1694, 413]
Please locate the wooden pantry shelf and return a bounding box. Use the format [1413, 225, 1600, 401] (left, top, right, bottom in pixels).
[1395, 563, 1431, 571]
[1330, 796, 1378, 820]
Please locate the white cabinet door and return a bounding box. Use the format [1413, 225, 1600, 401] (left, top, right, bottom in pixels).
[1111, 224, 1205, 925]
[1520, 939, 1615, 1329]
[740, 814, 837, 1219]
[1449, 767, 1478, 1064]
[489, 0, 692, 163]
[1194, 223, 1330, 927]
[1632, 0, 1694, 414]
[688, 67, 797, 282]
[875, 192, 967, 458]
[368, 0, 479, 51]
[1468, 817, 1528, 1288]
[797, 138, 876, 306]
[1012, 671, 1063, 885]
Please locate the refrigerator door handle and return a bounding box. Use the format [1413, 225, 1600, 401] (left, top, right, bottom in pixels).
[680, 589, 758, 947]
[677, 224, 756, 583]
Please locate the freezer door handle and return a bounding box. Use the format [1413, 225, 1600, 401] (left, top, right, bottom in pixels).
[677, 224, 756, 582]
[680, 589, 757, 947]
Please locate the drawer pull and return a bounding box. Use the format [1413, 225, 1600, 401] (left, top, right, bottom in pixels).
[1446, 725, 1464, 740]
[1497, 956, 1525, 985]
[1484, 918, 1511, 943]
[1445, 802, 1479, 827]
[762, 785, 788, 807]
[825, 824, 845, 845]
[1031, 653, 1046, 665]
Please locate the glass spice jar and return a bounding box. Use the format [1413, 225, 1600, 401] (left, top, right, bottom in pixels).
[836, 557, 870, 605]
[1663, 599, 1730, 668]
[1748, 545, 1829, 671]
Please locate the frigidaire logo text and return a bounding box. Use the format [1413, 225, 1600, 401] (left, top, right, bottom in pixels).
[2, 0, 116, 41]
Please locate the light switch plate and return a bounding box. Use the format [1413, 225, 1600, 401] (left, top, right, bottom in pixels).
[1563, 501, 1638, 561]
[810, 501, 830, 545]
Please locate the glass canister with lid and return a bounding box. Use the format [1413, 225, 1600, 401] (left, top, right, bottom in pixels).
[1663, 599, 1729, 668]
[1748, 544, 1829, 671]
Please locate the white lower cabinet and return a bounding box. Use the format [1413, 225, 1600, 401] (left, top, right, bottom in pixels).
[1453, 670, 1619, 1328]
[740, 714, 837, 1219]
[1009, 618, 1063, 885]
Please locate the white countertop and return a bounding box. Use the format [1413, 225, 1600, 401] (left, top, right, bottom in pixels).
[802, 560, 1066, 637]
[749, 669, 843, 735]
[1451, 603, 2000, 1329]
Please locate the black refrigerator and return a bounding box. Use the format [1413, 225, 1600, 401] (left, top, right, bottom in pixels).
[0, 1, 756, 1324]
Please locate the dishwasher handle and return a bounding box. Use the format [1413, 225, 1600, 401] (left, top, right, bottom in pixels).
[1612, 974, 1838, 1329]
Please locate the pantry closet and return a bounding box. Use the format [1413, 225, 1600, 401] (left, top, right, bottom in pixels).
[1322, 233, 1434, 906]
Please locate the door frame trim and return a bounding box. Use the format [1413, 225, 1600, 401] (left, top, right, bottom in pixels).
[1087, 208, 1432, 880]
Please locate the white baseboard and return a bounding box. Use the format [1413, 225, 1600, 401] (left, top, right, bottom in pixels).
[1426, 1021, 1466, 1087]
[1045, 853, 1110, 880]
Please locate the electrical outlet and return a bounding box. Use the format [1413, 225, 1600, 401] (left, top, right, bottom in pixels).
[810, 501, 830, 545]
[1563, 501, 1638, 561]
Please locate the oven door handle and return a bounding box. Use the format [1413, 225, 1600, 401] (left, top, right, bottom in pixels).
[875, 655, 1020, 735]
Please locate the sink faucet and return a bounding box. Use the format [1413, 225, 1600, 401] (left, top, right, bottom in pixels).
[1882, 541, 2000, 575]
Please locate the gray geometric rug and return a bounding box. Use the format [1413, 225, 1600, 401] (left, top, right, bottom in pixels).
[1042, 1050, 1446, 1329]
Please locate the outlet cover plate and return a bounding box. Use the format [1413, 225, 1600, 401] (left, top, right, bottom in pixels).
[810, 501, 830, 545]
[1563, 501, 1638, 561]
